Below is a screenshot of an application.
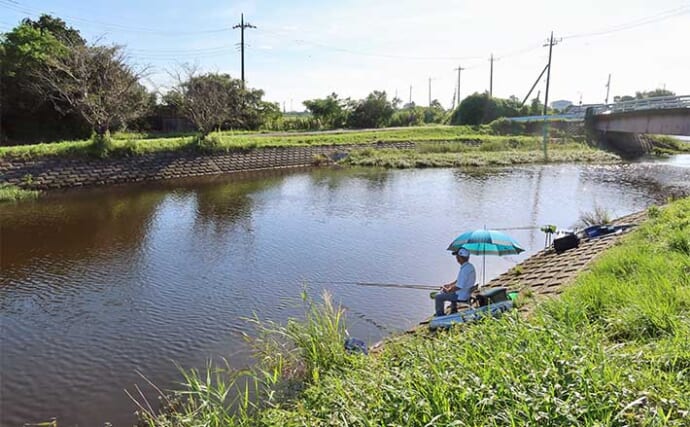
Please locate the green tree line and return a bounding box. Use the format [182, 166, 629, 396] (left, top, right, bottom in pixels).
[0, 15, 280, 146]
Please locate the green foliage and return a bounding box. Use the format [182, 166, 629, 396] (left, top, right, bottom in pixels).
[169, 72, 278, 136]
[488, 117, 526, 135]
[614, 88, 676, 103]
[89, 132, 115, 158]
[450, 92, 527, 126]
[140, 199, 690, 426]
[647, 135, 690, 156]
[0, 183, 41, 202]
[194, 134, 227, 153]
[303, 93, 348, 128]
[346, 91, 395, 128]
[0, 126, 595, 160]
[390, 108, 425, 127]
[137, 292, 354, 426]
[343, 145, 618, 168]
[0, 16, 91, 143]
[262, 115, 322, 131]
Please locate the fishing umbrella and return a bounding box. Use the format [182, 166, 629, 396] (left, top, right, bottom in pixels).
[447, 229, 525, 285]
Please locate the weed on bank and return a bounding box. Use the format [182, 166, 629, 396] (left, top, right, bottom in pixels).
[140, 197, 690, 426]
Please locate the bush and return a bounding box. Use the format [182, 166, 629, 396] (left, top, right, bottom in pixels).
[194, 134, 223, 153]
[89, 132, 114, 158]
[488, 117, 526, 135]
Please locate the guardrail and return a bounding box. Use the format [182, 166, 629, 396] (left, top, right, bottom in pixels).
[507, 113, 585, 122]
[593, 95, 690, 115]
[504, 96, 689, 123]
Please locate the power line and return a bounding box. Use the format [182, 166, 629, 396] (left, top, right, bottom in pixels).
[561, 5, 690, 40]
[257, 27, 481, 61]
[0, 0, 232, 36]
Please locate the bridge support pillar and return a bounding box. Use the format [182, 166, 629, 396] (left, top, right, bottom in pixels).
[597, 131, 651, 158]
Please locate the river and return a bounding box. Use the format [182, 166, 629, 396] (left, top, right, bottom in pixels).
[1, 156, 689, 426]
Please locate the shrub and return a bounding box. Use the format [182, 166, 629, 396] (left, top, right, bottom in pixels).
[488, 117, 526, 135]
[89, 132, 114, 158]
[195, 134, 223, 153]
[575, 205, 612, 228]
[0, 183, 41, 202]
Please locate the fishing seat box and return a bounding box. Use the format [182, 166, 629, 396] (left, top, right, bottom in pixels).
[553, 232, 580, 253]
[476, 287, 508, 307]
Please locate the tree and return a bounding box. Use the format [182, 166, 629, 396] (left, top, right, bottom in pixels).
[168, 70, 277, 136]
[32, 42, 150, 136]
[528, 97, 543, 115]
[424, 99, 446, 124]
[0, 16, 90, 143]
[22, 15, 85, 46]
[303, 93, 348, 128]
[449, 92, 528, 125]
[613, 95, 635, 103]
[449, 92, 500, 125]
[347, 91, 395, 128]
[614, 88, 675, 103]
[635, 88, 675, 99]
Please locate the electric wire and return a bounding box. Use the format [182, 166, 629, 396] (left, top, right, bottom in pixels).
[0, 0, 232, 36]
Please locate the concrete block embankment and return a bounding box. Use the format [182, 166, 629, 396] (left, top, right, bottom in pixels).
[0, 142, 415, 190]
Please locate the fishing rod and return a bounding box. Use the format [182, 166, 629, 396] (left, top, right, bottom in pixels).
[303, 280, 439, 291]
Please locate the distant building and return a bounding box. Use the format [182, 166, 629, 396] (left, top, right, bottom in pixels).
[551, 100, 573, 112]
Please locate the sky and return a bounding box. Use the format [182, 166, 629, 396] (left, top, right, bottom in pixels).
[1, 0, 689, 111]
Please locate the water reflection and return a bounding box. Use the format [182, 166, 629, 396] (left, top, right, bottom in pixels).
[1, 160, 688, 427]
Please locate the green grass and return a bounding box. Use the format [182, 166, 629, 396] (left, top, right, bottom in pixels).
[343, 143, 620, 168]
[0, 183, 40, 202]
[647, 135, 690, 156]
[0, 126, 530, 159]
[139, 197, 690, 426]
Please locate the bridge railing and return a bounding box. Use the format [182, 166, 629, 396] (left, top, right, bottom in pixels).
[593, 95, 690, 115]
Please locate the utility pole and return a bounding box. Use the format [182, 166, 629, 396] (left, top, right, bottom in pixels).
[541, 31, 560, 160]
[542, 31, 559, 116]
[605, 73, 611, 104]
[454, 66, 464, 105]
[233, 13, 256, 88]
[489, 54, 494, 97]
[409, 85, 412, 104]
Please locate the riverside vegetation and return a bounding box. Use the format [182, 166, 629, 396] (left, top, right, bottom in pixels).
[342, 140, 620, 168]
[136, 197, 690, 426]
[0, 183, 40, 202]
[2, 124, 685, 163]
[0, 125, 562, 159]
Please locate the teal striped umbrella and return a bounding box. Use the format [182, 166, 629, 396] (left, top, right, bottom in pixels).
[447, 229, 525, 284]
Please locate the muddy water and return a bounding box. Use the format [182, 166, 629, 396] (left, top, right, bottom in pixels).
[1, 158, 688, 426]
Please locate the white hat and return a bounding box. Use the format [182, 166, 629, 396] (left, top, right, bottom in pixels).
[453, 248, 470, 257]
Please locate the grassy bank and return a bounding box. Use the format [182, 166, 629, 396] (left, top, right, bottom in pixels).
[0, 126, 569, 159]
[140, 197, 690, 426]
[343, 141, 620, 168]
[0, 183, 40, 202]
[648, 135, 690, 156]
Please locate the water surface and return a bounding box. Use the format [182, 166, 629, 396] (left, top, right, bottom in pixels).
[2, 158, 689, 426]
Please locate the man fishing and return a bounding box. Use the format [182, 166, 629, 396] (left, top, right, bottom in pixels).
[435, 248, 476, 317]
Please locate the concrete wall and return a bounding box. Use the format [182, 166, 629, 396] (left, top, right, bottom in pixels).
[597, 131, 651, 158]
[593, 108, 690, 135]
[0, 142, 415, 190]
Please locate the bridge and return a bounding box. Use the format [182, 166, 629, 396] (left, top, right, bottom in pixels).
[585, 96, 690, 156]
[508, 96, 690, 157]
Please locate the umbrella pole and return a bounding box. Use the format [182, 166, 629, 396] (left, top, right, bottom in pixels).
[482, 246, 486, 286]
